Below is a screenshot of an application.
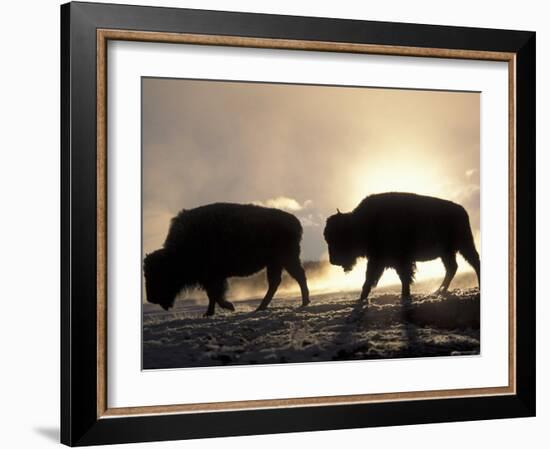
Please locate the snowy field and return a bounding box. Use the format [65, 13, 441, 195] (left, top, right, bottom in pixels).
[143, 285, 480, 370]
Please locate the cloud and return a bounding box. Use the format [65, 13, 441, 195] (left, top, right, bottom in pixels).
[253, 196, 311, 212]
[465, 168, 478, 178]
[450, 184, 480, 210]
[298, 213, 321, 227]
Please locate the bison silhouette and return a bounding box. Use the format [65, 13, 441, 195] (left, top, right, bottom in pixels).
[143, 203, 310, 316]
[324, 192, 480, 301]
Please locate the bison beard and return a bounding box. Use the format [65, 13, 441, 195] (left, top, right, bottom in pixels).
[143, 203, 310, 316]
[324, 192, 480, 301]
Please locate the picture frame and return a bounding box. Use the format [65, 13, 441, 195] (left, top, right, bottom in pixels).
[60, 1, 536, 446]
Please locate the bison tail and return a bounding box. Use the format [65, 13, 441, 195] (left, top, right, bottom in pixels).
[457, 211, 480, 287]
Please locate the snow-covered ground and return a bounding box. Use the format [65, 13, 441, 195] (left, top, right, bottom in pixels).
[143, 287, 480, 369]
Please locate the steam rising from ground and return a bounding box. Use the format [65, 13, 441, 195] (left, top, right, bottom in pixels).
[177, 260, 478, 303]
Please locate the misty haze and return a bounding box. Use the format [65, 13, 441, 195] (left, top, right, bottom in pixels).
[142, 78, 480, 369]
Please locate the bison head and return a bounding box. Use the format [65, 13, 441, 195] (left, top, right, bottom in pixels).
[324, 210, 359, 272]
[143, 249, 181, 311]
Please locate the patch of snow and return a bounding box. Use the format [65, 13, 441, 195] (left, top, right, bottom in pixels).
[143, 288, 480, 369]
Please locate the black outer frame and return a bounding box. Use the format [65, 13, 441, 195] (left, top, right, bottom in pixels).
[60, 1, 536, 446]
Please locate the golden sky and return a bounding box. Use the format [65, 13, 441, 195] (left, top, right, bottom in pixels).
[142, 78, 480, 287]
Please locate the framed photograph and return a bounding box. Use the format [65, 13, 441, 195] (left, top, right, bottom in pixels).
[61, 2, 536, 446]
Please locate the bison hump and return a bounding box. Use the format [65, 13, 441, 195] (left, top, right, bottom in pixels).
[163, 203, 302, 249]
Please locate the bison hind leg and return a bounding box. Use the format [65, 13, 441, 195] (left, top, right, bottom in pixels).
[437, 253, 458, 294]
[256, 265, 282, 311]
[459, 244, 480, 288]
[284, 260, 310, 307]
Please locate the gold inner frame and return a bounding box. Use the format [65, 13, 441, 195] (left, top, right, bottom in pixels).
[96, 29, 516, 419]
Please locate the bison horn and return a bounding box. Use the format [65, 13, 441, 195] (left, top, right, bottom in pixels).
[337, 208, 341, 214]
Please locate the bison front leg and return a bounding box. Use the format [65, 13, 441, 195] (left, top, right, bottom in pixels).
[360, 259, 384, 301]
[205, 296, 216, 317]
[217, 298, 235, 311]
[204, 280, 228, 317]
[214, 280, 234, 312]
[256, 265, 282, 311]
[396, 263, 415, 301]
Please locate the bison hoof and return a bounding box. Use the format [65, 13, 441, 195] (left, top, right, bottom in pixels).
[255, 306, 267, 312]
[220, 301, 235, 311]
[300, 300, 310, 308]
[203, 311, 215, 317]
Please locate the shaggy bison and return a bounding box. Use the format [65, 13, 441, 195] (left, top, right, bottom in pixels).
[143, 203, 310, 316]
[324, 192, 480, 301]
